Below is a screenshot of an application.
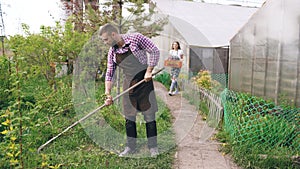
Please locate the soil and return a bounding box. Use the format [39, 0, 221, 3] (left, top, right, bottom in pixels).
[154, 81, 241, 169]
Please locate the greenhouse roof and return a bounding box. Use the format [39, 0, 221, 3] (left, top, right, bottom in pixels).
[152, 0, 258, 47]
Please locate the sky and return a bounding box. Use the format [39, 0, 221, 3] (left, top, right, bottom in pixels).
[2, 0, 65, 36]
[1, 0, 266, 36]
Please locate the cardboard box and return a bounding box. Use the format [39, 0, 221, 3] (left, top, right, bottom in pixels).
[164, 60, 182, 68]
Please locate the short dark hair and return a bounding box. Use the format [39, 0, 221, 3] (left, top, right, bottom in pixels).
[99, 23, 119, 35]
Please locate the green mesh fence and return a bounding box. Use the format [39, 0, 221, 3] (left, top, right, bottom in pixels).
[211, 74, 228, 88]
[221, 89, 300, 160]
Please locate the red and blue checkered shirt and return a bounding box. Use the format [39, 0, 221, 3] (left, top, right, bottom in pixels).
[105, 33, 160, 81]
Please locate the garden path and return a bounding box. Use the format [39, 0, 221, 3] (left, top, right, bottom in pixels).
[154, 81, 241, 169]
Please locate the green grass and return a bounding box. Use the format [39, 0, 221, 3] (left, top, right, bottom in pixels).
[22, 125, 175, 169]
[0, 75, 176, 169]
[216, 126, 299, 169]
[218, 91, 300, 169]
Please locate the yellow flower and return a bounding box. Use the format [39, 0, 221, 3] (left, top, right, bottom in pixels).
[9, 158, 18, 164]
[10, 136, 17, 141]
[15, 151, 20, 157]
[6, 152, 14, 157]
[41, 154, 47, 160]
[0, 114, 7, 118]
[49, 164, 62, 169]
[41, 162, 48, 167]
[9, 144, 16, 150]
[1, 130, 8, 135]
[1, 119, 10, 126]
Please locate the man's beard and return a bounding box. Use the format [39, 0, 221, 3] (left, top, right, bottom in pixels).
[110, 40, 117, 46]
[112, 40, 118, 49]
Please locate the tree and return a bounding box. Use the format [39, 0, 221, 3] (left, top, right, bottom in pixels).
[60, 0, 167, 95]
[8, 22, 90, 88]
[60, 0, 167, 36]
[60, 0, 100, 32]
[126, 0, 167, 37]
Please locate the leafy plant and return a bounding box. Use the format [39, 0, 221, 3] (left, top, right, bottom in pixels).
[8, 21, 90, 89]
[0, 1, 174, 168]
[154, 71, 171, 89]
[191, 70, 223, 94]
[192, 70, 212, 89]
[0, 56, 10, 109]
[0, 55, 30, 168]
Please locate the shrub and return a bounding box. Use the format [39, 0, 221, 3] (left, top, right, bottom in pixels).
[154, 71, 171, 89]
[191, 70, 222, 93]
[0, 57, 10, 109]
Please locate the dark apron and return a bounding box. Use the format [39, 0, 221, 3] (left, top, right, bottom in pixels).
[115, 48, 158, 117]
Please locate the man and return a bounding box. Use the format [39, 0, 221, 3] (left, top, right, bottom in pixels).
[99, 23, 160, 157]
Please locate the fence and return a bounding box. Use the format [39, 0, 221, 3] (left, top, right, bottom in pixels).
[182, 77, 224, 142]
[183, 74, 299, 167]
[221, 88, 300, 166]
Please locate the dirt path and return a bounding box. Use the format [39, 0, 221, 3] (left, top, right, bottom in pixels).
[154, 81, 241, 169]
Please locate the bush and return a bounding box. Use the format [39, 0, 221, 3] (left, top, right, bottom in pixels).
[0, 57, 10, 109]
[154, 71, 171, 89]
[191, 70, 223, 94]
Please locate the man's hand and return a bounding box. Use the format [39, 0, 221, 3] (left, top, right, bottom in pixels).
[144, 71, 152, 82]
[145, 66, 154, 82]
[105, 95, 113, 106]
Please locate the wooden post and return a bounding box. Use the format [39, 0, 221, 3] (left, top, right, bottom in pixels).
[0, 36, 4, 56]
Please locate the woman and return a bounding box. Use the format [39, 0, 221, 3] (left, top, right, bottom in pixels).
[168, 41, 184, 96]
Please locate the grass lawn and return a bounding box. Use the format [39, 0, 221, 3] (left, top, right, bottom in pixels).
[0, 76, 176, 168]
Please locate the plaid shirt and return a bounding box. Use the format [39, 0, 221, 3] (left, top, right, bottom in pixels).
[105, 33, 160, 81]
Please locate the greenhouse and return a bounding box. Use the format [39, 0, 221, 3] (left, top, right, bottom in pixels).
[229, 0, 300, 106]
